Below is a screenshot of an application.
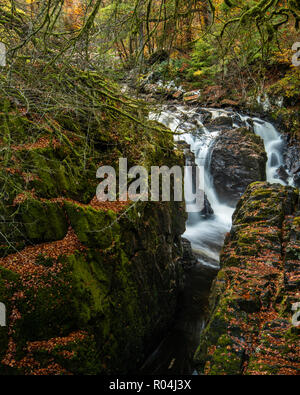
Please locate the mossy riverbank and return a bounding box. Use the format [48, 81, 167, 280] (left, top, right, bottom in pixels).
[194, 182, 300, 375]
[0, 64, 187, 375]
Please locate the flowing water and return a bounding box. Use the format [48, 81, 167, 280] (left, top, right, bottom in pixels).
[141, 105, 292, 375]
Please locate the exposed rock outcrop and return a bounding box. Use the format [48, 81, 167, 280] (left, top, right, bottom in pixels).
[194, 182, 300, 375]
[284, 143, 300, 187]
[181, 238, 198, 268]
[206, 115, 233, 129]
[0, 75, 188, 375]
[209, 127, 268, 206]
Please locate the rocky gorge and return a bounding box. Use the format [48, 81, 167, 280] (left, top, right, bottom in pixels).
[0, 69, 190, 375]
[194, 182, 300, 375]
[0, 66, 299, 375]
[1, 0, 299, 378]
[142, 97, 299, 375]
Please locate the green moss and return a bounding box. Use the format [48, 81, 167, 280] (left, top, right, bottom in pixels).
[194, 286, 247, 374]
[30, 333, 101, 375]
[284, 326, 300, 342]
[195, 182, 299, 375]
[20, 199, 68, 242]
[0, 66, 188, 374]
[221, 255, 242, 267]
[35, 254, 55, 267]
[12, 145, 99, 203]
[64, 202, 119, 249]
[246, 359, 280, 375]
[67, 252, 111, 325]
[208, 334, 243, 375]
[0, 266, 20, 284]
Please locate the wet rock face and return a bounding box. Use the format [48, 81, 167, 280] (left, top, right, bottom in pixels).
[209, 127, 268, 206]
[197, 109, 212, 124]
[180, 238, 198, 268]
[194, 182, 300, 375]
[284, 143, 300, 187]
[276, 165, 289, 183]
[202, 194, 214, 217]
[206, 115, 233, 129]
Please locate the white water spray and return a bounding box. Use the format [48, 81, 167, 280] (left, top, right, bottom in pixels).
[150, 106, 291, 268]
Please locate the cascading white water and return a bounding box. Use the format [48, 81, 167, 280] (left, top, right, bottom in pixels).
[145, 104, 293, 375]
[151, 106, 292, 268]
[253, 119, 289, 184]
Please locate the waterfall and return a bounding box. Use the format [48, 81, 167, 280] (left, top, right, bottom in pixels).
[252, 119, 287, 184]
[150, 107, 234, 267]
[150, 106, 292, 268]
[145, 104, 293, 375]
[238, 115, 294, 185]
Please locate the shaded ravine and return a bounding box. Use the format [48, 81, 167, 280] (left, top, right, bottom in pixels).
[140, 105, 293, 375]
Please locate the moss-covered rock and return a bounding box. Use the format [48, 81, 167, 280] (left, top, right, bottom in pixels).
[0, 67, 187, 375]
[194, 182, 300, 375]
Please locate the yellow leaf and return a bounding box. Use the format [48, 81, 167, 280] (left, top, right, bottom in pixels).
[193, 70, 203, 77]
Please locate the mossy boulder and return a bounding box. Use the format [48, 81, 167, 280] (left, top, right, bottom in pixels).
[0, 67, 188, 374]
[194, 182, 300, 375]
[210, 128, 267, 206]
